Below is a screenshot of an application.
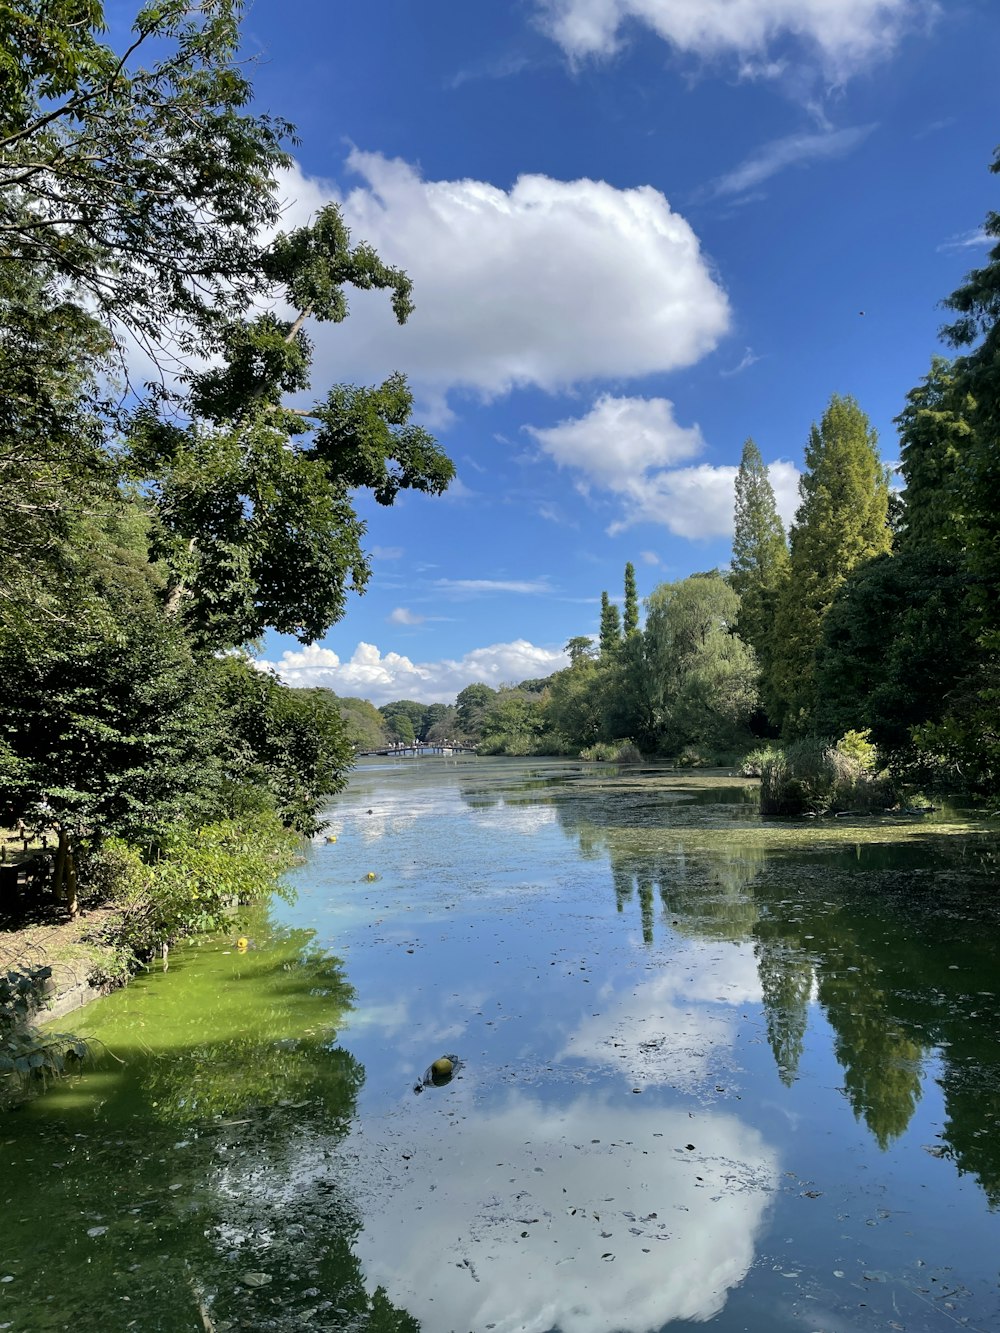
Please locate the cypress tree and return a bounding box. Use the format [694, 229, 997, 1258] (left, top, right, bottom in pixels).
[770, 395, 891, 734]
[623, 562, 639, 636]
[729, 438, 789, 721]
[599, 591, 622, 657]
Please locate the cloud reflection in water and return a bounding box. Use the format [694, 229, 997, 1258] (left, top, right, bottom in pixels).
[346, 1089, 779, 1333]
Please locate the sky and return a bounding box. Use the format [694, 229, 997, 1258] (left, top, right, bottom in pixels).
[237, 0, 999, 705]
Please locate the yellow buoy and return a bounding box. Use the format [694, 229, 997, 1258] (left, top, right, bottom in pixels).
[236, 937, 249, 951]
[325, 835, 337, 843]
[366, 871, 377, 881]
[431, 1057, 454, 1077]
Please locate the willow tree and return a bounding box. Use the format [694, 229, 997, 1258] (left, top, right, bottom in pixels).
[770, 396, 890, 734]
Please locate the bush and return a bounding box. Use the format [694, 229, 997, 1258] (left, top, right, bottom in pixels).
[84, 814, 299, 970]
[760, 737, 895, 815]
[579, 740, 643, 763]
[737, 744, 781, 778]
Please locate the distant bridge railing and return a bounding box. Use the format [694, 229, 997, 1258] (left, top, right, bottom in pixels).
[356, 742, 477, 758]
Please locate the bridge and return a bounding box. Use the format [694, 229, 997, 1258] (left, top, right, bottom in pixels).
[357, 742, 478, 758]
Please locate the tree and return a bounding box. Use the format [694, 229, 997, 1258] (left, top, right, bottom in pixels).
[623, 562, 640, 636]
[565, 635, 597, 666]
[639, 573, 758, 755]
[133, 218, 454, 648]
[0, 1, 292, 352]
[455, 683, 497, 740]
[599, 591, 622, 657]
[939, 145, 1000, 643]
[479, 691, 548, 756]
[894, 358, 974, 557]
[770, 396, 891, 734]
[332, 695, 391, 751]
[729, 439, 789, 722]
[813, 549, 974, 755]
[1, 3, 454, 651]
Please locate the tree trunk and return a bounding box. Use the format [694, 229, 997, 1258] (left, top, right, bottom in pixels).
[65, 841, 78, 920]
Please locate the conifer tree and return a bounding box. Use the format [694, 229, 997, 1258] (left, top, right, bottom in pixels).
[729, 439, 789, 721]
[599, 591, 622, 657]
[623, 562, 640, 636]
[940, 145, 1000, 640]
[770, 396, 891, 733]
[894, 358, 973, 556]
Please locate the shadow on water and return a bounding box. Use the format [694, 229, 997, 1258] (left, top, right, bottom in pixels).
[0, 918, 420, 1333]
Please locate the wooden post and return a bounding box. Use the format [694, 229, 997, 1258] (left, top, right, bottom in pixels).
[53, 828, 68, 907]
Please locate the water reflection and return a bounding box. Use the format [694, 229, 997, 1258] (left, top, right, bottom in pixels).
[0, 923, 418, 1332]
[552, 782, 1000, 1189]
[344, 1090, 778, 1333]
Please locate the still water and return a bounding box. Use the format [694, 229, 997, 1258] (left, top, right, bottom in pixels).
[3, 758, 1000, 1333]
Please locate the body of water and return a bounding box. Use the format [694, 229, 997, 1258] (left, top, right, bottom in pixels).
[2, 758, 1000, 1333]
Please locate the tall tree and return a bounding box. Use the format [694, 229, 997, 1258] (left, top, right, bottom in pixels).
[623, 562, 640, 636]
[599, 591, 622, 657]
[770, 396, 891, 734]
[729, 438, 789, 722]
[894, 358, 974, 556]
[939, 144, 1000, 642]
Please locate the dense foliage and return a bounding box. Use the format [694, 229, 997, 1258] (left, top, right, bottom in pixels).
[0, 3, 452, 938]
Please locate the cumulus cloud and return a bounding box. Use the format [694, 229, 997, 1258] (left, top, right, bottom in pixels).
[273, 152, 729, 405]
[709, 124, 875, 198]
[527, 393, 705, 485]
[258, 639, 569, 704]
[526, 395, 801, 538]
[346, 1091, 779, 1333]
[536, 0, 931, 81]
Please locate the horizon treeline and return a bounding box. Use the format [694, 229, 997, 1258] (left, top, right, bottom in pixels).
[349, 147, 1000, 786]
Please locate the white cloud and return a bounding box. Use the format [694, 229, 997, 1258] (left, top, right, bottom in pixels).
[639, 549, 661, 566]
[387, 607, 425, 626]
[527, 393, 705, 485]
[346, 1091, 779, 1333]
[371, 545, 404, 560]
[937, 227, 992, 253]
[537, 0, 932, 80]
[274, 152, 729, 405]
[434, 577, 553, 596]
[526, 395, 801, 539]
[709, 124, 875, 198]
[720, 346, 763, 376]
[258, 639, 569, 704]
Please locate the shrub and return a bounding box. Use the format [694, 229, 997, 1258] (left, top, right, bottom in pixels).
[84, 814, 299, 970]
[737, 744, 781, 778]
[579, 740, 643, 763]
[760, 737, 895, 816]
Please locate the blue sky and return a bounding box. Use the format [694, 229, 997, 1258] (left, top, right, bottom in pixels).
[246, 0, 999, 704]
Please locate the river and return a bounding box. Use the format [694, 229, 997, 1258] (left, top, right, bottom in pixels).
[2, 758, 1000, 1333]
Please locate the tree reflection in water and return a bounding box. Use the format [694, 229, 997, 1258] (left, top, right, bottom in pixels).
[0, 921, 420, 1332]
[538, 772, 1000, 1199]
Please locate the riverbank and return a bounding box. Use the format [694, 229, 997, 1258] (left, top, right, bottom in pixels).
[0, 903, 124, 1023]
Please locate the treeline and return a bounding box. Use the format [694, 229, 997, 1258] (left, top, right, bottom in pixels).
[389, 149, 1000, 792]
[0, 3, 452, 957]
